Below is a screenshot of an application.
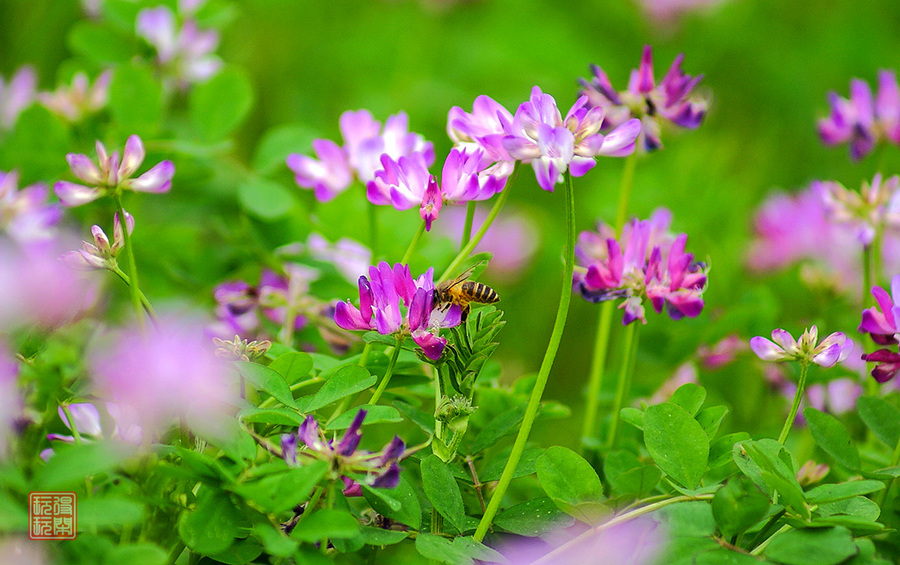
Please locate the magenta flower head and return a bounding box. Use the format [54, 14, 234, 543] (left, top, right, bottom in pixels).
[816, 173, 900, 247]
[334, 261, 461, 359]
[818, 70, 900, 161]
[54, 135, 175, 207]
[0, 66, 37, 131]
[367, 147, 505, 230]
[502, 86, 641, 191]
[136, 6, 222, 87]
[281, 410, 405, 493]
[447, 95, 517, 179]
[859, 276, 900, 383]
[61, 211, 134, 271]
[580, 45, 707, 151]
[0, 170, 62, 246]
[89, 316, 237, 439]
[37, 70, 111, 122]
[751, 326, 852, 368]
[287, 109, 434, 202]
[576, 211, 707, 325]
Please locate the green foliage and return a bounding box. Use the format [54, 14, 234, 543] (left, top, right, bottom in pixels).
[712, 476, 771, 538]
[421, 454, 467, 532]
[765, 527, 858, 565]
[441, 306, 505, 396]
[643, 402, 710, 489]
[804, 407, 861, 470]
[190, 66, 255, 141]
[535, 446, 606, 524]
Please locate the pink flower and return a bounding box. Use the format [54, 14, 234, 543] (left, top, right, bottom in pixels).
[750, 326, 852, 368]
[136, 6, 222, 86]
[818, 71, 900, 161]
[54, 135, 175, 207]
[0, 537, 48, 565]
[89, 316, 237, 438]
[61, 211, 133, 271]
[0, 170, 62, 245]
[816, 173, 900, 246]
[697, 335, 747, 370]
[0, 66, 36, 130]
[37, 70, 111, 122]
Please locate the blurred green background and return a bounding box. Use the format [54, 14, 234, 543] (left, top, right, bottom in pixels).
[1, 0, 898, 443]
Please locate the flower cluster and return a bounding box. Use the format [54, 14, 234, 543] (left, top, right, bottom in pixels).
[859, 275, 900, 383]
[580, 45, 707, 151]
[54, 135, 175, 207]
[334, 261, 461, 359]
[818, 70, 900, 161]
[61, 212, 134, 271]
[575, 211, 708, 325]
[816, 173, 900, 247]
[751, 326, 852, 368]
[281, 410, 404, 494]
[287, 110, 434, 202]
[37, 71, 111, 123]
[136, 5, 222, 87]
[0, 171, 61, 246]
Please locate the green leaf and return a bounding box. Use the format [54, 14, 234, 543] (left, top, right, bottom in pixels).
[470, 404, 526, 453]
[108, 63, 163, 138]
[710, 432, 749, 468]
[693, 549, 765, 565]
[67, 22, 134, 64]
[362, 474, 421, 529]
[363, 332, 399, 346]
[291, 509, 359, 542]
[236, 361, 299, 409]
[35, 442, 129, 490]
[0, 106, 69, 177]
[765, 526, 857, 565]
[253, 523, 298, 557]
[238, 178, 296, 221]
[415, 534, 473, 565]
[329, 405, 402, 429]
[620, 407, 644, 430]
[804, 407, 861, 470]
[393, 400, 435, 434]
[78, 497, 145, 528]
[178, 488, 242, 554]
[359, 526, 408, 546]
[811, 515, 884, 534]
[305, 364, 375, 412]
[817, 496, 881, 521]
[535, 446, 606, 523]
[480, 447, 544, 482]
[208, 538, 263, 565]
[359, 484, 401, 511]
[253, 123, 320, 174]
[857, 395, 900, 447]
[269, 352, 314, 384]
[494, 497, 575, 536]
[231, 461, 326, 513]
[741, 440, 808, 518]
[643, 403, 710, 489]
[806, 480, 884, 504]
[712, 476, 771, 538]
[655, 501, 716, 537]
[103, 544, 168, 565]
[191, 66, 255, 140]
[603, 450, 661, 498]
[421, 455, 467, 533]
[697, 405, 729, 439]
[238, 407, 307, 427]
[669, 383, 707, 416]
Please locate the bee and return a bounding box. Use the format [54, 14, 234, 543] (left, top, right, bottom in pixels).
[433, 267, 499, 322]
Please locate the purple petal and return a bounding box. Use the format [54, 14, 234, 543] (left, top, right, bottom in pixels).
[336, 410, 366, 456]
[334, 301, 372, 331]
[59, 403, 102, 436]
[66, 153, 103, 184]
[119, 135, 146, 179]
[128, 160, 174, 193]
[54, 181, 102, 207]
[750, 336, 786, 361]
[370, 462, 400, 489]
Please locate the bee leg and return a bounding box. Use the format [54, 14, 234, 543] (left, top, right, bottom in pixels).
[460, 305, 470, 323]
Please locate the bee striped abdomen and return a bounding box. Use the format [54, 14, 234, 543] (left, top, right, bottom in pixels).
[461, 281, 499, 303]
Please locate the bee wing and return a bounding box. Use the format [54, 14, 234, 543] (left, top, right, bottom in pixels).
[440, 266, 476, 290]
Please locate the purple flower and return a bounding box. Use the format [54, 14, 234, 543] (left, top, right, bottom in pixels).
[302, 233, 372, 283]
[502, 86, 641, 190]
[0, 66, 37, 130]
[42, 402, 144, 460]
[697, 334, 747, 370]
[0, 171, 62, 246]
[0, 537, 48, 565]
[817, 173, 900, 246]
[859, 275, 900, 345]
[54, 135, 175, 207]
[636, 0, 728, 25]
[89, 316, 237, 438]
[287, 110, 434, 202]
[580, 45, 707, 151]
[806, 379, 863, 416]
[136, 6, 222, 87]
[258, 264, 320, 330]
[281, 410, 405, 492]
[366, 148, 505, 230]
[861, 348, 900, 383]
[576, 211, 707, 325]
[500, 516, 666, 565]
[334, 261, 461, 360]
[37, 70, 111, 122]
[750, 326, 852, 368]
[818, 71, 900, 161]
[61, 211, 133, 271]
[209, 280, 261, 339]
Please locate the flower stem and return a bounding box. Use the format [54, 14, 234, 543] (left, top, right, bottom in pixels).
[110, 267, 158, 322]
[473, 170, 576, 542]
[580, 153, 638, 453]
[863, 244, 874, 307]
[369, 341, 403, 405]
[531, 493, 713, 565]
[401, 220, 427, 265]
[438, 166, 516, 283]
[460, 201, 476, 251]
[113, 194, 146, 329]
[876, 432, 900, 507]
[777, 362, 809, 444]
[580, 302, 615, 451]
[605, 322, 640, 449]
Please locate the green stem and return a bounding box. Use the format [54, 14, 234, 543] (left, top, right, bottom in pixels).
[473, 170, 576, 542]
[113, 194, 146, 329]
[430, 508, 443, 534]
[532, 494, 713, 565]
[777, 362, 809, 444]
[369, 341, 403, 405]
[750, 524, 791, 557]
[460, 201, 476, 251]
[877, 432, 900, 507]
[605, 322, 640, 449]
[872, 227, 884, 289]
[111, 267, 158, 322]
[59, 404, 84, 446]
[401, 221, 427, 265]
[863, 244, 874, 307]
[580, 153, 638, 453]
[439, 167, 515, 282]
[580, 301, 615, 450]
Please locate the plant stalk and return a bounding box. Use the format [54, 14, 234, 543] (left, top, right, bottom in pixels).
[605, 322, 640, 449]
[369, 341, 403, 405]
[777, 362, 809, 444]
[113, 194, 146, 329]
